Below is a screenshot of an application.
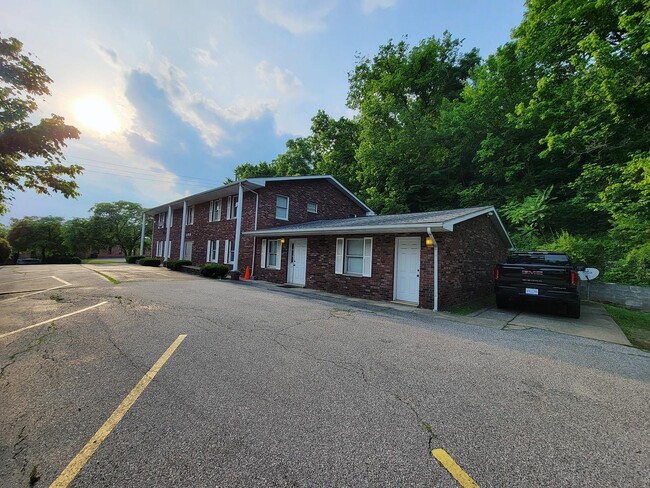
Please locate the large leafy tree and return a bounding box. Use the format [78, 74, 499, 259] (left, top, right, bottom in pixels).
[8, 215, 65, 261]
[0, 36, 82, 214]
[90, 201, 148, 256]
[347, 32, 481, 213]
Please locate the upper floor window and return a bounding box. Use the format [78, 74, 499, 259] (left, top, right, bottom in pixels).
[227, 195, 238, 220]
[157, 213, 165, 228]
[209, 199, 221, 222]
[276, 195, 289, 220]
[185, 205, 194, 225]
[307, 202, 318, 214]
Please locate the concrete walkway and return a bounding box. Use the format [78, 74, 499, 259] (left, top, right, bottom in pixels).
[241, 279, 632, 346]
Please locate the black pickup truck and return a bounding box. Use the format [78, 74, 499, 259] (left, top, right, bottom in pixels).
[494, 252, 581, 318]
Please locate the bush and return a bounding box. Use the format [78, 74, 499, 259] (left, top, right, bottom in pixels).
[200, 263, 229, 279]
[139, 258, 161, 267]
[604, 242, 650, 286]
[0, 238, 11, 264]
[126, 255, 145, 264]
[165, 259, 192, 271]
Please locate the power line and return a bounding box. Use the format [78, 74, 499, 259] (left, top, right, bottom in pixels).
[80, 168, 210, 188]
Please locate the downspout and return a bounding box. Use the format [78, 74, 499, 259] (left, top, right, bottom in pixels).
[180, 200, 187, 260]
[165, 205, 172, 261]
[233, 183, 244, 272]
[139, 212, 146, 256]
[427, 227, 439, 312]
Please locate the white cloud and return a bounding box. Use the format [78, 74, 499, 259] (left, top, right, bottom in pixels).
[361, 0, 396, 14]
[256, 61, 303, 96]
[192, 47, 218, 67]
[256, 0, 338, 34]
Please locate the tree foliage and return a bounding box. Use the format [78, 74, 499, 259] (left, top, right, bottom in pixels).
[90, 201, 149, 256]
[232, 1, 649, 284]
[0, 36, 82, 214]
[8, 215, 65, 261]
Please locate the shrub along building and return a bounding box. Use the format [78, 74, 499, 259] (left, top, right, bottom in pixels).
[142, 176, 512, 310]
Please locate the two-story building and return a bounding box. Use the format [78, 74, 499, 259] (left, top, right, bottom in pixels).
[142, 175, 512, 310]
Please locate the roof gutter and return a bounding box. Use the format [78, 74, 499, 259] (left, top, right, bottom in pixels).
[244, 223, 450, 237]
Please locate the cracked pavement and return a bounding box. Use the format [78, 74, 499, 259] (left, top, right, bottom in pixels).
[0, 264, 649, 486]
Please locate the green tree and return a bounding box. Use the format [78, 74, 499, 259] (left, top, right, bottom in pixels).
[8, 215, 64, 261]
[0, 36, 82, 214]
[347, 32, 481, 213]
[0, 237, 11, 263]
[62, 217, 101, 257]
[90, 201, 148, 256]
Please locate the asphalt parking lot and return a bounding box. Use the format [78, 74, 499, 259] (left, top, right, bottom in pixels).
[1, 264, 649, 487]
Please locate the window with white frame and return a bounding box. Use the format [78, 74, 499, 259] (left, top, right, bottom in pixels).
[157, 213, 165, 228]
[260, 239, 281, 269]
[155, 241, 164, 257]
[185, 205, 194, 225]
[207, 239, 219, 262]
[276, 195, 289, 220]
[209, 199, 221, 222]
[335, 237, 372, 277]
[227, 195, 238, 220]
[307, 202, 318, 214]
[224, 240, 235, 264]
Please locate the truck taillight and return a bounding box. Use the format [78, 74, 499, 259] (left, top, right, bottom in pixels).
[494, 266, 500, 281]
[570, 270, 577, 286]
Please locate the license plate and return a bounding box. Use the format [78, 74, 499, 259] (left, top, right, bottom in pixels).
[525, 288, 539, 295]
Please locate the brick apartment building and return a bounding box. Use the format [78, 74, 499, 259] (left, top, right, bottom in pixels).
[143, 176, 512, 310]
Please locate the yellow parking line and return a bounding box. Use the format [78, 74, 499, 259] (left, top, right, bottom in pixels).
[0, 301, 108, 340]
[50, 334, 187, 488]
[432, 448, 479, 488]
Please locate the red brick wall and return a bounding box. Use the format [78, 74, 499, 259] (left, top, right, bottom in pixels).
[435, 216, 509, 309]
[149, 178, 369, 268]
[252, 216, 508, 310]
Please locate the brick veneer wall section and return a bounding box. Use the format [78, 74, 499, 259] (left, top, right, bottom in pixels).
[435, 216, 509, 309]
[252, 216, 507, 310]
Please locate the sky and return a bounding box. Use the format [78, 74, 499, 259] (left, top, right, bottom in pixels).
[1, 0, 526, 225]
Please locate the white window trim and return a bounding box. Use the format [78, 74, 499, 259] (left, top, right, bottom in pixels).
[227, 195, 238, 220]
[224, 239, 235, 264]
[335, 237, 372, 277]
[275, 195, 289, 221]
[261, 239, 281, 270]
[307, 202, 318, 214]
[157, 213, 165, 229]
[209, 199, 222, 222]
[186, 205, 194, 225]
[207, 239, 220, 263]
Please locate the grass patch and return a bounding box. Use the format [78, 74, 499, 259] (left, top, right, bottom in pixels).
[49, 294, 64, 302]
[604, 304, 650, 351]
[82, 259, 125, 264]
[91, 270, 121, 284]
[448, 294, 496, 315]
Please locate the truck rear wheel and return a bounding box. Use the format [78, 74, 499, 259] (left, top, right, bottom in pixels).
[496, 295, 509, 309]
[567, 302, 581, 319]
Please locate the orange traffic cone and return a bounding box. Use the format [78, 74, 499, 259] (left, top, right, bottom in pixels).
[243, 265, 251, 280]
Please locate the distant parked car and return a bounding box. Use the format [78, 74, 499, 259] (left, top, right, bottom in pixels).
[16, 258, 42, 264]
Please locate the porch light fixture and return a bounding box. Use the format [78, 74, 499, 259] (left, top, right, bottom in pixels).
[425, 236, 434, 247]
[280, 238, 286, 244]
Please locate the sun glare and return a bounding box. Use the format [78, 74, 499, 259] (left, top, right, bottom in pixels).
[74, 97, 120, 135]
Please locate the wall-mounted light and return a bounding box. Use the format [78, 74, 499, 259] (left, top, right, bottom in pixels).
[280, 238, 286, 244]
[425, 236, 434, 247]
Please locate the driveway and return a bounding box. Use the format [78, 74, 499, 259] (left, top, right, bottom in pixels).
[473, 301, 632, 346]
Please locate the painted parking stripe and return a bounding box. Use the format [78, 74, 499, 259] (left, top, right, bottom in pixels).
[50, 334, 187, 488]
[432, 449, 479, 488]
[0, 302, 108, 340]
[51, 276, 72, 286]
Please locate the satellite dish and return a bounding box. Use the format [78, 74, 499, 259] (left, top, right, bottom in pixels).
[578, 268, 600, 281]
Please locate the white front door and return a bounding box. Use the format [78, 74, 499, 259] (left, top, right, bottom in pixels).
[287, 239, 307, 286]
[394, 237, 421, 303]
[183, 241, 193, 262]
